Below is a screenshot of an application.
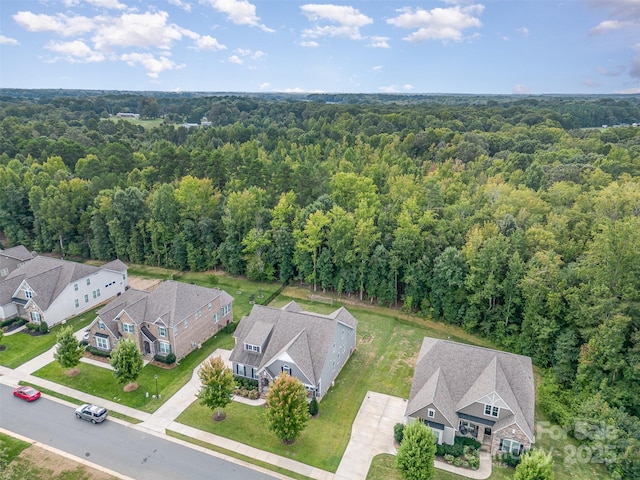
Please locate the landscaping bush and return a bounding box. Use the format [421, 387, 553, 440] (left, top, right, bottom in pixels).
[0, 318, 27, 329]
[496, 452, 522, 468]
[154, 353, 176, 364]
[25, 323, 39, 331]
[86, 345, 111, 357]
[308, 396, 319, 416]
[444, 454, 454, 464]
[436, 435, 481, 457]
[248, 390, 260, 400]
[39, 321, 48, 333]
[394, 423, 405, 444]
[234, 376, 258, 390]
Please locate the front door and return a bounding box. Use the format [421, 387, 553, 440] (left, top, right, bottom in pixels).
[144, 341, 151, 354]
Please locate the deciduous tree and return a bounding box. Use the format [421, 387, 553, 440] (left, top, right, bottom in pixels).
[109, 338, 144, 391]
[264, 372, 310, 444]
[54, 326, 83, 375]
[197, 356, 236, 421]
[395, 420, 436, 480]
[514, 449, 555, 480]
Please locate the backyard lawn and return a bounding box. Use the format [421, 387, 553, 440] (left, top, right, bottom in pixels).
[0, 308, 98, 369]
[32, 329, 234, 413]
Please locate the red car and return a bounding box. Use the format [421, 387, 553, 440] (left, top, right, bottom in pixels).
[13, 386, 41, 402]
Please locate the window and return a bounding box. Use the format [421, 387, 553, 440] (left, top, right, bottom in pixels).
[74, 283, 78, 291]
[236, 364, 246, 376]
[122, 323, 134, 334]
[244, 343, 260, 353]
[1, 268, 9, 277]
[86, 278, 91, 286]
[159, 342, 171, 354]
[74, 299, 79, 308]
[98, 321, 105, 330]
[96, 288, 100, 297]
[282, 365, 291, 374]
[173, 326, 178, 337]
[195, 309, 202, 319]
[501, 439, 522, 455]
[96, 336, 109, 350]
[427, 408, 436, 418]
[222, 304, 231, 315]
[484, 404, 500, 417]
[158, 326, 167, 337]
[184, 319, 189, 328]
[208, 302, 212, 311]
[92, 290, 97, 299]
[84, 294, 89, 303]
[30, 311, 41, 322]
[213, 312, 220, 323]
[25, 290, 33, 299]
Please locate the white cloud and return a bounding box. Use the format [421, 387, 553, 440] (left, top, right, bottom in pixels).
[228, 55, 244, 64]
[13, 11, 95, 37]
[512, 84, 532, 94]
[120, 52, 183, 77]
[517, 27, 529, 37]
[201, 0, 273, 32]
[379, 85, 400, 93]
[87, 0, 127, 9]
[615, 87, 640, 93]
[259, 82, 270, 90]
[301, 4, 373, 40]
[387, 4, 484, 43]
[372, 65, 383, 72]
[45, 40, 106, 62]
[369, 36, 390, 48]
[589, 19, 634, 35]
[92, 11, 184, 51]
[403, 84, 414, 91]
[0, 35, 19, 45]
[300, 40, 320, 47]
[283, 87, 325, 93]
[169, 0, 192, 12]
[191, 34, 226, 51]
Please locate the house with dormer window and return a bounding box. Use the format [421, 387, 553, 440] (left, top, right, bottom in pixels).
[86, 280, 233, 362]
[405, 337, 535, 456]
[0, 255, 127, 327]
[230, 301, 357, 399]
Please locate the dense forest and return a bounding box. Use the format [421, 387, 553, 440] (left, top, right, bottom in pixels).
[1, 90, 639, 477]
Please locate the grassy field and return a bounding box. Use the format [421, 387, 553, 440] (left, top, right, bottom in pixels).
[32, 330, 234, 413]
[0, 308, 98, 369]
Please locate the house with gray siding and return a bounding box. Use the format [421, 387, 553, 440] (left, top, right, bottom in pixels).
[86, 280, 233, 362]
[406, 337, 535, 456]
[0, 255, 128, 327]
[230, 301, 357, 399]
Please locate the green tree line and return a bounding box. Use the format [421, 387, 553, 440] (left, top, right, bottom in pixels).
[1, 93, 639, 477]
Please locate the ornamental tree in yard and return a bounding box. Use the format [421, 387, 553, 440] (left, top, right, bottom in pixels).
[109, 338, 144, 391]
[395, 420, 436, 480]
[264, 372, 310, 444]
[514, 449, 555, 480]
[197, 355, 235, 421]
[54, 326, 83, 375]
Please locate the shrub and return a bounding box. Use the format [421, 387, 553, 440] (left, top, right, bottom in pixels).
[444, 454, 455, 464]
[0, 318, 27, 329]
[453, 457, 463, 467]
[468, 456, 480, 469]
[394, 423, 405, 444]
[308, 396, 319, 416]
[26, 323, 39, 331]
[496, 452, 522, 468]
[248, 390, 259, 400]
[234, 376, 258, 390]
[154, 352, 176, 364]
[86, 345, 111, 357]
[39, 321, 49, 333]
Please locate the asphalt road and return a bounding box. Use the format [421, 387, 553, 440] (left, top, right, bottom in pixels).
[0, 384, 278, 480]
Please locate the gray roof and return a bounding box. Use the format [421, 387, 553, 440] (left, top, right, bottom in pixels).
[101, 259, 128, 272]
[230, 301, 358, 385]
[0, 276, 23, 306]
[0, 245, 33, 261]
[406, 337, 535, 442]
[4, 256, 103, 311]
[95, 280, 234, 329]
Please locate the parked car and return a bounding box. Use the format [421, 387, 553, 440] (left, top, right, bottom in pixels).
[13, 386, 41, 402]
[75, 403, 108, 423]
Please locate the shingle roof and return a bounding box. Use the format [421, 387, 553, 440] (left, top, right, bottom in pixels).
[0, 245, 33, 261]
[406, 337, 535, 442]
[96, 280, 233, 328]
[0, 276, 23, 305]
[5, 256, 102, 310]
[230, 301, 358, 385]
[101, 259, 128, 272]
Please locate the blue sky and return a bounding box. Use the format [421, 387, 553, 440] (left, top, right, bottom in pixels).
[1, 0, 639, 94]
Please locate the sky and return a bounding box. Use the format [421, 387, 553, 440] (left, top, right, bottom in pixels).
[0, 0, 639, 95]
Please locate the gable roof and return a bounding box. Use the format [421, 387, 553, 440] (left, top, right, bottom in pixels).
[5, 256, 104, 311]
[406, 337, 535, 442]
[230, 301, 357, 385]
[95, 280, 233, 329]
[0, 245, 33, 262]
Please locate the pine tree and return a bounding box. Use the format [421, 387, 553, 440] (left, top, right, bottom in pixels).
[264, 372, 310, 444]
[395, 421, 436, 480]
[54, 326, 83, 374]
[197, 356, 236, 421]
[109, 338, 143, 391]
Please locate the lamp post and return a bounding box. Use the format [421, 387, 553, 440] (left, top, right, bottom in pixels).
[154, 374, 159, 398]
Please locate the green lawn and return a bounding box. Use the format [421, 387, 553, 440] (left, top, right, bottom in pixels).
[176, 293, 480, 472]
[32, 330, 234, 413]
[0, 308, 98, 369]
[0, 432, 30, 463]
